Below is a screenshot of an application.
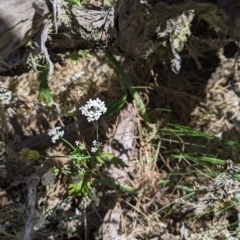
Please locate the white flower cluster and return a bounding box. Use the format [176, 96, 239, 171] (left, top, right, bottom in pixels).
[79, 98, 107, 122]
[48, 126, 64, 143]
[91, 140, 102, 153]
[90, 188, 103, 207]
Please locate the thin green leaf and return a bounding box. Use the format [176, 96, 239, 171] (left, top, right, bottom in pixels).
[105, 94, 127, 116]
[68, 0, 81, 6]
[96, 156, 105, 164]
[107, 56, 150, 122]
[38, 66, 53, 103]
[101, 152, 128, 168]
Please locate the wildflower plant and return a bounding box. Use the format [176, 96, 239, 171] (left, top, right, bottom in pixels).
[23, 98, 124, 207]
[66, 98, 108, 203]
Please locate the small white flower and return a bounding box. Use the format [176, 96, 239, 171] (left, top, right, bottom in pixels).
[79, 142, 86, 150]
[79, 98, 107, 122]
[95, 199, 100, 207]
[91, 140, 102, 153]
[48, 126, 64, 143]
[93, 140, 102, 147]
[91, 147, 98, 153]
[75, 140, 86, 150]
[98, 191, 103, 197]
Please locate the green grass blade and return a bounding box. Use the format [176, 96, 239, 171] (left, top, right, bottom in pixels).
[107, 56, 150, 122]
[38, 66, 53, 103]
[105, 94, 127, 116]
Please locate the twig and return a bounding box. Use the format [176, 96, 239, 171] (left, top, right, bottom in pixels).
[51, 0, 61, 33]
[0, 228, 19, 239]
[23, 177, 39, 240]
[23, 161, 53, 240]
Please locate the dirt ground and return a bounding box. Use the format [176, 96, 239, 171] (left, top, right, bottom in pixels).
[1, 15, 240, 240]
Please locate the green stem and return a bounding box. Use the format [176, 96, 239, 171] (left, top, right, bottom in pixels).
[96, 121, 99, 142]
[42, 155, 91, 160]
[61, 138, 75, 151]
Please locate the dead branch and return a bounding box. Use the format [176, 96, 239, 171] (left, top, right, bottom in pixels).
[23, 161, 53, 240]
[23, 178, 39, 240]
[9, 117, 94, 152]
[0, 0, 235, 76]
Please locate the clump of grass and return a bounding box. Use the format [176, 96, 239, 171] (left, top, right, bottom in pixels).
[157, 123, 240, 171]
[126, 120, 240, 239]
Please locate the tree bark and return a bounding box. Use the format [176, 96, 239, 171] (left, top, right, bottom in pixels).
[0, 0, 239, 76]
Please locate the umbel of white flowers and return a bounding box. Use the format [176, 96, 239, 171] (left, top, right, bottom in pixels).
[79, 98, 107, 122]
[48, 126, 64, 143]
